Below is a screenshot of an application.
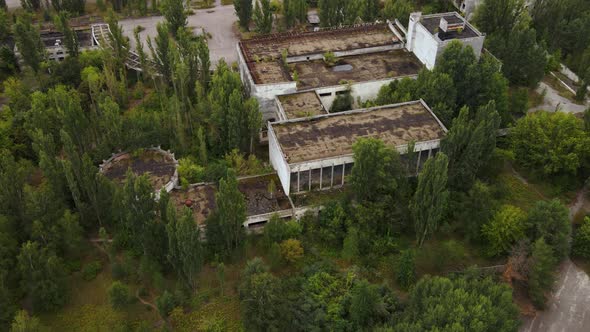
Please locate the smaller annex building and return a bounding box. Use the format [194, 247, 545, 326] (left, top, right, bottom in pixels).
[268, 100, 448, 195]
[406, 11, 485, 70]
[99, 147, 179, 196]
[169, 173, 295, 230]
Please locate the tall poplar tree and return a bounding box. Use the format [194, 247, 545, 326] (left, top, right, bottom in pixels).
[234, 0, 253, 30]
[412, 152, 449, 247]
[166, 206, 203, 291]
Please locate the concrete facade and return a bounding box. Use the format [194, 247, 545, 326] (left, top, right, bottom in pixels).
[406, 12, 485, 70]
[268, 100, 448, 195]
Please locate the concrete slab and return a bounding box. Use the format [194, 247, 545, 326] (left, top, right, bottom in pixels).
[520, 259, 590, 332]
[119, 4, 238, 66]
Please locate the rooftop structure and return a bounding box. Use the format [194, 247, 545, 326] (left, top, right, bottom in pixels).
[293, 50, 421, 89]
[268, 100, 447, 195]
[407, 12, 485, 69]
[276, 91, 327, 120]
[99, 147, 179, 194]
[237, 22, 412, 121]
[169, 174, 294, 229]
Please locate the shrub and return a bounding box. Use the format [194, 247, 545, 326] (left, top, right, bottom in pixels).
[280, 239, 304, 264]
[330, 90, 353, 113]
[341, 227, 360, 262]
[81, 261, 103, 281]
[108, 281, 130, 309]
[483, 205, 527, 256]
[396, 250, 416, 290]
[268, 243, 283, 270]
[156, 291, 176, 318]
[262, 214, 302, 248]
[323, 51, 337, 66]
[573, 217, 590, 259]
[177, 158, 205, 184]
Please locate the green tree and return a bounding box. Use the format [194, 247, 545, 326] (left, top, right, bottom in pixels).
[482, 205, 527, 256]
[161, 0, 186, 36]
[396, 249, 416, 290]
[351, 137, 404, 203]
[382, 0, 413, 25]
[487, 27, 547, 87]
[341, 227, 359, 262]
[395, 274, 520, 331]
[13, 13, 44, 73]
[234, 0, 253, 30]
[474, 0, 526, 37]
[441, 102, 501, 191]
[527, 199, 571, 259]
[362, 0, 379, 21]
[453, 181, 495, 242]
[238, 258, 281, 331]
[528, 237, 557, 308]
[156, 291, 175, 318]
[206, 170, 246, 256]
[412, 153, 450, 247]
[511, 111, 590, 176]
[9, 310, 43, 332]
[166, 206, 204, 291]
[17, 242, 67, 312]
[253, 0, 273, 34]
[280, 238, 304, 264]
[349, 279, 382, 330]
[108, 281, 130, 309]
[573, 217, 590, 259]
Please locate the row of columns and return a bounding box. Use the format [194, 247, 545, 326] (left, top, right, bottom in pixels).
[293, 147, 436, 194]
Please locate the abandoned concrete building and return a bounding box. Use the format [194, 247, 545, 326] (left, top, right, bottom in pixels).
[169, 174, 296, 230]
[406, 12, 485, 70]
[268, 99, 448, 195]
[99, 147, 179, 195]
[237, 11, 484, 123]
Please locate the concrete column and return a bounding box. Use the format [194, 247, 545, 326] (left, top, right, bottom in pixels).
[319, 167, 323, 190]
[416, 150, 422, 173]
[297, 171, 300, 193]
[330, 164, 334, 188]
[308, 169, 311, 191]
[342, 162, 346, 186]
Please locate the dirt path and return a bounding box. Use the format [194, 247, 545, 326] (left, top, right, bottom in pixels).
[520, 186, 590, 332]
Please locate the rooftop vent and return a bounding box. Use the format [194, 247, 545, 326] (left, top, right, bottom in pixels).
[439, 17, 466, 33]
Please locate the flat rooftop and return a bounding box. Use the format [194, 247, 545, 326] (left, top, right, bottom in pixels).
[294, 50, 421, 89]
[101, 149, 177, 191]
[169, 174, 292, 225]
[278, 91, 327, 119]
[240, 24, 396, 61]
[419, 12, 481, 40]
[271, 101, 446, 164]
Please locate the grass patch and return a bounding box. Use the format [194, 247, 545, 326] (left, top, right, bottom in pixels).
[40, 268, 160, 331]
[221, 0, 234, 5]
[528, 87, 545, 108]
[496, 171, 546, 211]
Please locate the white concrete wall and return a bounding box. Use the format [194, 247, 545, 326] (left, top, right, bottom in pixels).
[407, 19, 439, 70]
[237, 44, 298, 121]
[316, 76, 417, 111]
[268, 124, 292, 195]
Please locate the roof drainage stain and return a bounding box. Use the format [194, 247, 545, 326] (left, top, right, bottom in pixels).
[332, 64, 353, 72]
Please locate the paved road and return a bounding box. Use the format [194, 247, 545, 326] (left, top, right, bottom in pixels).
[520, 189, 590, 332]
[529, 82, 588, 114]
[119, 4, 238, 65]
[520, 259, 590, 332]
